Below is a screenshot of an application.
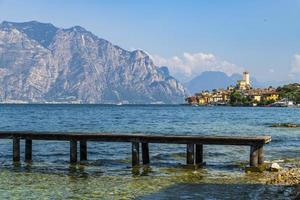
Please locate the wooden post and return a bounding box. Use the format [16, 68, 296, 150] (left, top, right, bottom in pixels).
[25, 139, 32, 162]
[80, 140, 87, 161]
[132, 142, 140, 166]
[70, 140, 77, 163]
[258, 145, 264, 165]
[250, 145, 259, 167]
[142, 143, 150, 165]
[195, 144, 203, 165]
[186, 144, 195, 165]
[13, 137, 20, 162]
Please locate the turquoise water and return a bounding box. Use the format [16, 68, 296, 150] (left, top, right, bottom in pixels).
[0, 105, 299, 199]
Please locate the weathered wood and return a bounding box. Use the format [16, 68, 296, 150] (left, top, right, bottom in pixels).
[70, 140, 77, 163]
[258, 145, 264, 165]
[132, 142, 140, 166]
[0, 132, 271, 145]
[13, 137, 20, 162]
[250, 145, 259, 167]
[187, 144, 195, 165]
[0, 132, 271, 168]
[195, 144, 203, 165]
[25, 139, 32, 162]
[142, 143, 150, 165]
[80, 140, 87, 161]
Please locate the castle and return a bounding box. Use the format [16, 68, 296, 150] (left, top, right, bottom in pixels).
[237, 71, 251, 90]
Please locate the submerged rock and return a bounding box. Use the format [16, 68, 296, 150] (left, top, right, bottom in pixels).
[245, 164, 269, 173]
[270, 123, 300, 128]
[267, 168, 300, 185]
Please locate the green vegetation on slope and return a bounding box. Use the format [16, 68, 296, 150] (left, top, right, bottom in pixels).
[277, 83, 300, 104]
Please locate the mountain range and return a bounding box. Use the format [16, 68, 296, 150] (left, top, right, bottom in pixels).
[0, 21, 187, 104]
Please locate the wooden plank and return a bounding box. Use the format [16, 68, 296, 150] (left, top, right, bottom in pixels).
[195, 144, 203, 165]
[187, 144, 195, 165]
[25, 139, 32, 162]
[80, 140, 87, 161]
[142, 143, 150, 165]
[0, 132, 272, 145]
[258, 145, 264, 165]
[132, 142, 140, 166]
[13, 137, 20, 162]
[250, 145, 259, 167]
[70, 140, 77, 163]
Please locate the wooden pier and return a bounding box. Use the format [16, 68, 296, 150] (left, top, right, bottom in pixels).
[0, 132, 271, 167]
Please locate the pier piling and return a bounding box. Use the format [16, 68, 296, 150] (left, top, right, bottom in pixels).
[250, 145, 259, 167]
[13, 137, 20, 162]
[80, 140, 87, 161]
[142, 143, 150, 165]
[25, 139, 32, 162]
[257, 145, 264, 165]
[195, 144, 203, 165]
[187, 144, 195, 165]
[132, 142, 140, 166]
[70, 140, 77, 163]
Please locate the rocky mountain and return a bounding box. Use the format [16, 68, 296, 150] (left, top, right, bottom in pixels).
[0, 21, 187, 104]
[186, 71, 261, 94]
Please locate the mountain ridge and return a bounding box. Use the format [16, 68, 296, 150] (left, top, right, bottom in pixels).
[0, 21, 187, 104]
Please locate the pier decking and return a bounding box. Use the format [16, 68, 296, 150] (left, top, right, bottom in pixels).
[0, 132, 271, 167]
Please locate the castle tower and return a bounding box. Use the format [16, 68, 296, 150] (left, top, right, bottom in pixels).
[243, 71, 250, 86]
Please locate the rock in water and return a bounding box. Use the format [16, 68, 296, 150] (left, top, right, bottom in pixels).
[0, 21, 187, 104]
[270, 163, 282, 172]
[270, 123, 299, 128]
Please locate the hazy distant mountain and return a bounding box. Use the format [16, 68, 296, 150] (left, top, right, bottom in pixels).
[186, 71, 237, 93]
[0, 21, 187, 104]
[186, 71, 261, 94]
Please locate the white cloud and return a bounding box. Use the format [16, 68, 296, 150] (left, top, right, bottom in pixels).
[152, 52, 244, 82]
[290, 54, 300, 79]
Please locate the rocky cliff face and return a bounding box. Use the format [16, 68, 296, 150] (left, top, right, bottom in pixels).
[0, 21, 186, 104]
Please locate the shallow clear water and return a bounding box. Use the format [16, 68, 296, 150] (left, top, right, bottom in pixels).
[0, 105, 299, 199]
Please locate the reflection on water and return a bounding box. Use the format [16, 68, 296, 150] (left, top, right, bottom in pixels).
[0, 105, 299, 198]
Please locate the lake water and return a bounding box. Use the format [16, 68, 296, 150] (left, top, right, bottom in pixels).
[0, 104, 299, 199]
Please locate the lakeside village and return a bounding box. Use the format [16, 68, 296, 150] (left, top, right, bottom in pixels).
[186, 71, 300, 107]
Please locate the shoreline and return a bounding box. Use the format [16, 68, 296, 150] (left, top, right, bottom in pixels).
[0, 103, 300, 108]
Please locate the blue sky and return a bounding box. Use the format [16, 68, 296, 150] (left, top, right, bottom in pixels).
[0, 0, 299, 83]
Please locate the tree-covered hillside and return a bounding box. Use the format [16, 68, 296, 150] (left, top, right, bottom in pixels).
[276, 83, 300, 104]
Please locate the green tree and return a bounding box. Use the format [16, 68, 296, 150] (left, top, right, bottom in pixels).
[230, 90, 250, 106]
